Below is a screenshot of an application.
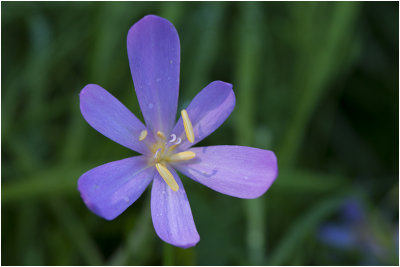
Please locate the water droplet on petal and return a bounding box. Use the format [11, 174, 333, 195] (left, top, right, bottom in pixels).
[148, 103, 154, 109]
[156, 78, 161, 82]
[169, 60, 173, 64]
[123, 197, 129, 203]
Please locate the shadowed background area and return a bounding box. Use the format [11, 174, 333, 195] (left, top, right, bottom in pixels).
[2, 1, 398, 265]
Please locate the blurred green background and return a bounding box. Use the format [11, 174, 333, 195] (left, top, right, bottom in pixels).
[2, 1, 399, 265]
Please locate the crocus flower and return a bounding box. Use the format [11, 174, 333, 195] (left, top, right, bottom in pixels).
[319, 199, 388, 264]
[78, 15, 278, 248]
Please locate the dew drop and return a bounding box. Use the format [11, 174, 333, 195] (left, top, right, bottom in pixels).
[123, 197, 130, 203]
[169, 60, 173, 64]
[148, 103, 154, 109]
[156, 78, 161, 82]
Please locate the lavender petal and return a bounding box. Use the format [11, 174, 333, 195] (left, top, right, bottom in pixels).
[175, 146, 278, 199]
[78, 156, 154, 220]
[151, 167, 199, 248]
[172, 81, 235, 150]
[127, 15, 180, 136]
[80, 84, 149, 155]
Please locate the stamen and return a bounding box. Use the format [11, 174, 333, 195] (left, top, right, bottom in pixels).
[156, 163, 179, 192]
[181, 109, 195, 143]
[157, 131, 166, 140]
[169, 134, 177, 143]
[169, 151, 196, 162]
[138, 130, 148, 141]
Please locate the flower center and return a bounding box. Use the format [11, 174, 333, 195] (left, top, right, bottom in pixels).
[138, 109, 195, 192]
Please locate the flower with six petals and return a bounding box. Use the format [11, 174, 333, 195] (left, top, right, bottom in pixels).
[78, 15, 278, 248]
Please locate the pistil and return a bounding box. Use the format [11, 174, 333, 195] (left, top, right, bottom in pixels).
[139, 119, 197, 192]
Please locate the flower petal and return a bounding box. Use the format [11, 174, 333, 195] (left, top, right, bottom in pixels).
[172, 81, 235, 150]
[151, 167, 199, 248]
[78, 156, 154, 220]
[127, 15, 180, 136]
[319, 224, 357, 248]
[80, 84, 149, 155]
[175, 146, 278, 199]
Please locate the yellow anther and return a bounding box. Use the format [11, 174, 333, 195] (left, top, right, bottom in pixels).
[157, 131, 166, 140]
[138, 130, 148, 141]
[155, 163, 179, 192]
[181, 109, 194, 143]
[169, 151, 196, 162]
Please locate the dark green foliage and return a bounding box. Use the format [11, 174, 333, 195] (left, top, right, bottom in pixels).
[2, 1, 398, 265]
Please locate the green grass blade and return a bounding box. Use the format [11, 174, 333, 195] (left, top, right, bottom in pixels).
[48, 198, 104, 265]
[269, 192, 349, 265]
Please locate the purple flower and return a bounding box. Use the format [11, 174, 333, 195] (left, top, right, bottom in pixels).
[78, 15, 278, 248]
[319, 199, 389, 264]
